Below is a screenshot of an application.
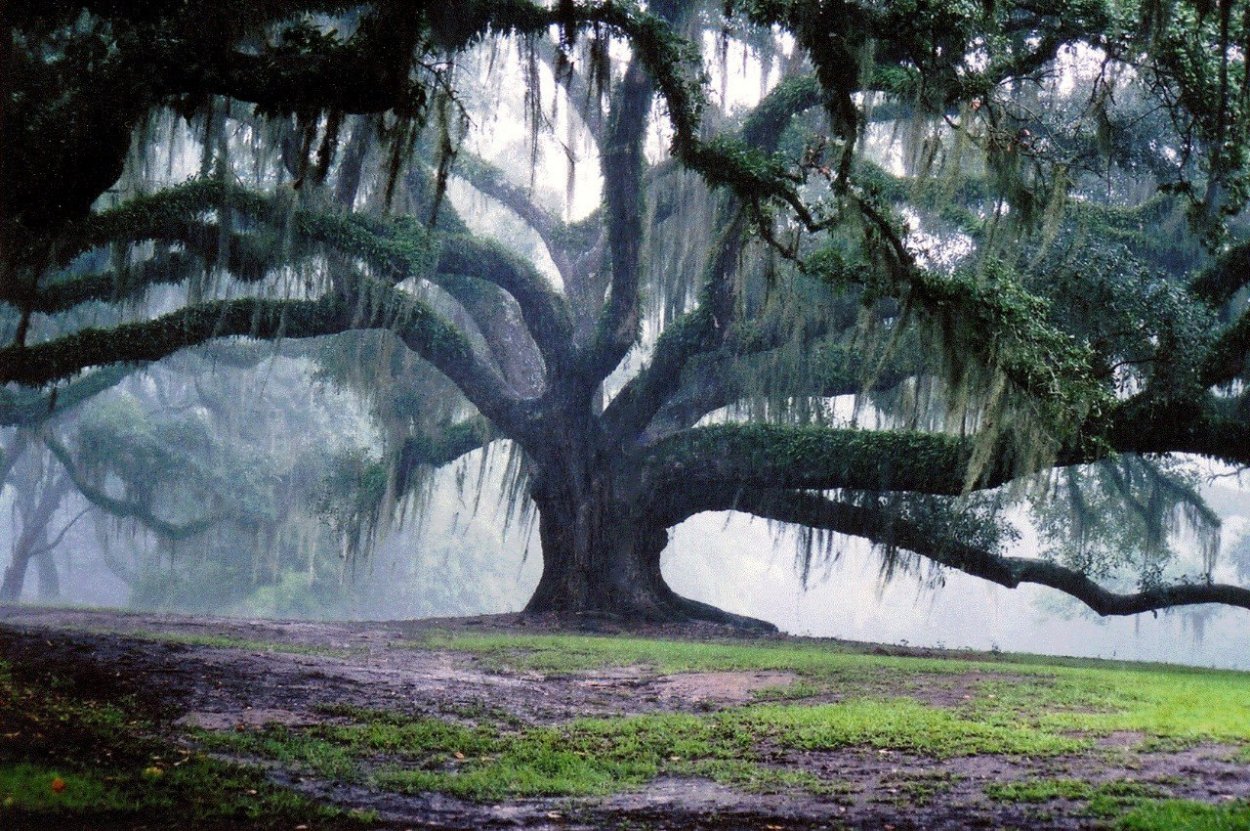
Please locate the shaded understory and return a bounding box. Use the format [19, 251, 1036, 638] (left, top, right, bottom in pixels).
[1, 607, 1249, 830]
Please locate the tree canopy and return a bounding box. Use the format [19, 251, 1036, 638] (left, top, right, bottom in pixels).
[4, 0, 1250, 628]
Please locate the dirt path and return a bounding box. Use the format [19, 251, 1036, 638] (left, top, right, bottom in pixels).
[2, 606, 1248, 830]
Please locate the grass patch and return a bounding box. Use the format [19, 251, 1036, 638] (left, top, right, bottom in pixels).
[751, 679, 830, 702]
[986, 777, 1165, 804]
[986, 777, 1182, 822]
[1037, 669, 1250, 744]
[197, 725, 363, 781]
[411, 631, 963, 678]
[676, 759, 852, 798]
[1116, 799, 1250, 830]
[417, 632, 1250, 748]
[0, 763, 134, 813]
[744, 699, 1084, 757]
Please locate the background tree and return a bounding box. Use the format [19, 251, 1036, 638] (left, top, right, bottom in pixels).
[4, 0, 1250, 628]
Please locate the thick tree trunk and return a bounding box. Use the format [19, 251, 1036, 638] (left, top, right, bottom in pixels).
[521, 445, 775, 631]
[0, 532, 57, 602]
[0, 538, 35, 602]
[34, 546, 60, 600]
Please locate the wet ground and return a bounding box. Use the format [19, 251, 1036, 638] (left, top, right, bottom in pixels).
[2, 606, 1248, 830]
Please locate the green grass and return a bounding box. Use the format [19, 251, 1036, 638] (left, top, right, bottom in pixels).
[677, 759, 853, 797]
[981, 777, 1250, 827]
[876, 770, 963, 806]
[411, 631, 965, 677]
[985, 776, 1170, 817]
[0, 764, 134, 813]
[986, 778, 1162, 803]
[9, 629, 1250, 826]
[743, 698, 1084, 757]
[1116, 799, 1250, 830]
[1038, 670, 1250, 743]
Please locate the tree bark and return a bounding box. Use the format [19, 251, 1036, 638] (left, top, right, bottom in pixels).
[0, 550, 31, 602]
[521, 427, 775, 631]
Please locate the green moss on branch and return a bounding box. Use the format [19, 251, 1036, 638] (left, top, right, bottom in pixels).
[646, 424, 977, 495]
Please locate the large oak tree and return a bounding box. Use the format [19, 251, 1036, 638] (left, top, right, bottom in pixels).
[5, 0, 1250, 627]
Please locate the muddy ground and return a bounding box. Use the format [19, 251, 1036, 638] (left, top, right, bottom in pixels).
[1, 606, 1248, 830]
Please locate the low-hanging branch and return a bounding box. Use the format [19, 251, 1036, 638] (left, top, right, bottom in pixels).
[1100, 393, 1250, 467]
[62, 179, 437, 283]
[23, 253, 201, 315]
[717, 487, 1250, 617]
[30, 178, 568, 399]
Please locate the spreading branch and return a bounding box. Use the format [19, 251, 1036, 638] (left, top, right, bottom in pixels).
[644, 424, 984, 495]
[44, 435, 221, 541]
[714, 487, 1250, 617]
[0, 282, 528, 430]
[393, 416, 498, 495]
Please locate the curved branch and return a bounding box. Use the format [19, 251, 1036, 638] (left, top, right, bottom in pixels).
[1201, 312, 1250, 387]
[24, 252, 200, 314]
[27, 506, 93, 560]
[641, 340, 916, 444]
[44, 435, 221, 541]
[1191, 239, 1250, 307]
[432, 272, 546, 396]
[455, 154, 582, 284]
[0, 282, 528, 430]
[61, 179, 436, 284]
[708, 488, 1250, 617]
[602, 211, 748, 442]
[602, 72, 823, 442]
[1101, 393, 1250, 467]
[0, 296, 350, 387]
[393, 416, 498, 496]
[435, 235, 573, 373]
